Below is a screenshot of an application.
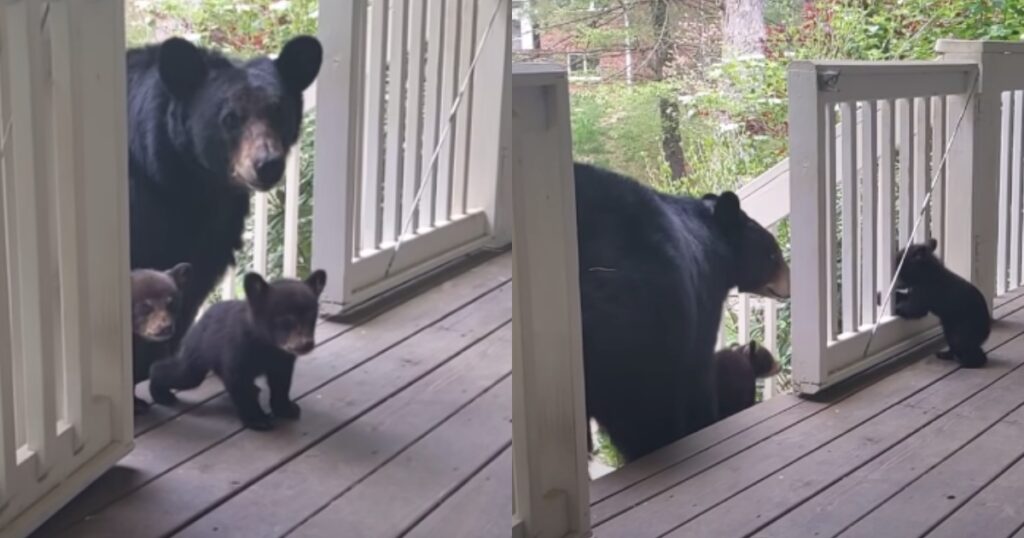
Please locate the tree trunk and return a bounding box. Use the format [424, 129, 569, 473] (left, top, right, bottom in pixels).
[650, 0, 688, 181]
[723, 0, 766, 57]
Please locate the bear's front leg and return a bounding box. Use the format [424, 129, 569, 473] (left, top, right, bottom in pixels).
[226, 380, 273, 430]
[267, 357, 301, 420]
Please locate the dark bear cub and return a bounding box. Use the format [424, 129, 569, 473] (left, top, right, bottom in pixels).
[149, 270, 327, 430]
[715, 341, 781, 419]
[130, 263, 191, 414]
[890, 239, 991, 368]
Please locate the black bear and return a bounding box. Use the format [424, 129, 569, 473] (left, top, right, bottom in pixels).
[149, 270, 327, 430]
[130, 263, 191, 414]
[575, 163, 789, 462]
[890, 239, 991, 368]
[126, 35, 322, 354]
[714, 341, 780, 419]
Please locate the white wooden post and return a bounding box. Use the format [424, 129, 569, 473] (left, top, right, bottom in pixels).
[787, 62, 829, 393]
[311, 2, 366, 312]
[509, 64, 591, 538]
[936, 40, 1023, 312]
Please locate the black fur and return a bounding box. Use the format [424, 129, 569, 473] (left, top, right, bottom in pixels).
[130, 263, 190, 414]
[714, 341, 780, 419]
[126, 36, 322, 353]
[575, 163, 790, 462]
[891, 239, 991, 368]
[149, 270, 327, 430]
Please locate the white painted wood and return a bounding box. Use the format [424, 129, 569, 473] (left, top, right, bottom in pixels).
[360, 0, 389, 252]
[931, 95, 947, 257]
[998, 92, 1012, 293]
[418, 0, 446, 231]
[840, 102, 859, 335]
[788, 61, 829, 393]
[825, 104, 838, 341]
[763, 298, 778, 399]
[252, 193, 268, 275]
[812, 61, 975, 103]
[282, 141, 301, 278]
[737, 293, 751, 343]
[879, 100, 896, 316]
[1012, 91, 1024, 288]
[860, 100, 878, 328]
[913, 97, 931, 241]
[435, 0, 462, 224]
[381, 0, 409, 245]
[510, 64, 591, 538]
[0, 3, 17, 506]
[898, 98, 914, 246]
[312, 1, 367, 308]
[401, 0, 427, 236]
[451, 0, 478, 217]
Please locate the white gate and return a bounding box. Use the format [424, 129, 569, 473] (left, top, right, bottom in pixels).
[313, 0, 511, 312]
[0, 1, 133, 536]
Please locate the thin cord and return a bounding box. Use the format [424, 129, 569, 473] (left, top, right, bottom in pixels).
[383, 0, 505, 278]
[862, 72, 979, 359]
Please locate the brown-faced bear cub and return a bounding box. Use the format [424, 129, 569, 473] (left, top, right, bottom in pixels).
[715, 340, 780, 419]
[149, 270, 326, 430]
[889, 239, 991, 368]
[130, 263, 191, 414]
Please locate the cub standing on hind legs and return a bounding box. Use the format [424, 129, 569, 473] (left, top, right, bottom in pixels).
[149, 270, 327, 430]
[130, 263, 191, 414]
[890, 238, 991, 368]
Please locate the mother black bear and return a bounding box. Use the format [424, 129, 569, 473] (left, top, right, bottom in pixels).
[575, 163, 790, 462]
[126, 36, 322, 367]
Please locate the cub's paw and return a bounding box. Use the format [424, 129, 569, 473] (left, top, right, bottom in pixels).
[149, 385, 179, 406]
[936, 350, 954, 361]
[272, 400, 302, 420]
[242, 414, 274, 431]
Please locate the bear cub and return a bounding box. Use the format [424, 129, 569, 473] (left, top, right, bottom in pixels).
[890, 239, 991, 368]
[130, 263, 191, 414]
[715, 341, 781, 419]
[149, 269, 327, 430]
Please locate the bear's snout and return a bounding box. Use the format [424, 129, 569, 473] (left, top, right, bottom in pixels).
[256, 155, 285, 187]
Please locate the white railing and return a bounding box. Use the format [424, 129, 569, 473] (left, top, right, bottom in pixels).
[0, 1, 134, 535]
[787, 40, 1024, 394]
[312, 0, 511, 313]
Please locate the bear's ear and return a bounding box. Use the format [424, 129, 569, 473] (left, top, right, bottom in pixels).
[158, 38, 208, 100]
[243, 272, 270, 304]
[712, 191, 742, 229]
[746, 340, 759, 358]
[166, 262, 192, 290]
[926, 238, 938, 252]
[276, 36, 323, 93]
[305, 269, 327, 297]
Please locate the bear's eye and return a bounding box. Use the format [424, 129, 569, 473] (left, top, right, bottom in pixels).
[221, 111, 242, 131]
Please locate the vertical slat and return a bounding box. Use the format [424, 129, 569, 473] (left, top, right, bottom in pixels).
[1007, 91, 1015, 286]
[220, 271, 235, 299]
[879, 99, 896, 315]
[737, 293, 750, 343]
[435, 0, 463, 224]
[418, 0, 446, 231]
[898, 98, 914, 245]
[451, 0, 478, 216]
[252, 193, 268, 275]
[913, 97, 931, 241]
[840, 102, 859, 334]
[360, 0, 389, 252]
[998, 92, 1012, 293]
[860, 100, 877, 327]
[401, 0, 427, 236]
[763, 298, 778, 400]
[381, 0, 409, 245]
[931, 95, 946, 257]
[48, 0, 91, 449]
[282, 143, 301, 278]
[0, 3, 19, 500]
[825, 104, 838, 340]
[7, 0, 58, 475]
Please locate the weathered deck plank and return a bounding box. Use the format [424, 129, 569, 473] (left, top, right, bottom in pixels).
[176, 324, 512, 538]
[35, 254, 511, 537]
[593, 294, 1024, 537]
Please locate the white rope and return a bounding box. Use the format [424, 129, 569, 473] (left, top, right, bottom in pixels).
[862, 72, 980, 359]
[383, 0, 506, 277]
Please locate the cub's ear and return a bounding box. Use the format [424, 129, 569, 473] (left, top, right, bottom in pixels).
[243, 273, 270, 304]
[276, 36, 323, 93]
[746, 340, 759, 359]
[712, 191, 742, 230]
[158, 37, 208, 99]
[305, 269, 327, 297]
[166, 263, 192, 290]
[926, 238, 938, 252]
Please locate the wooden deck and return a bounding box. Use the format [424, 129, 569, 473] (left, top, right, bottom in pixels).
[590, 287, 1024, 538]
[32, 252, 512, 538]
